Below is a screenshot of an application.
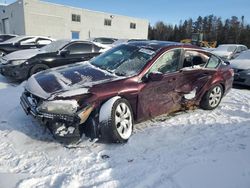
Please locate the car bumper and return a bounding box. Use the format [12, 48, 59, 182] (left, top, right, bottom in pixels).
[233, 72, 250, 86]
[20, 92, 82, 142]
[0, 64, 29, 80]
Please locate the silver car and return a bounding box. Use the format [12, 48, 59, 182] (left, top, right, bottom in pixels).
[230, 50, 250, 86]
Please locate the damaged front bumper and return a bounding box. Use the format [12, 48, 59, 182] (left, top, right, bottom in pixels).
[0, 64, 29, 80]
[20, 92, 93, 142]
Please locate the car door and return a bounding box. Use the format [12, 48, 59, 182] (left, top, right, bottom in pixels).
[137, 48, 183, 120]
[175, 49, 220, 102]
[53, 42, 95, 67]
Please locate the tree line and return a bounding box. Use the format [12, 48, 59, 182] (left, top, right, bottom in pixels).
[148, 15, 250, 47]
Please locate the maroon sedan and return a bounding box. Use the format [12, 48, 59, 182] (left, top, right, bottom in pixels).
[20, 41, 234, 143]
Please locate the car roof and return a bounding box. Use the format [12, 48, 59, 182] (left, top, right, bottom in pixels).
[127, 40, 193, 51]
[219, 44, 246, 47]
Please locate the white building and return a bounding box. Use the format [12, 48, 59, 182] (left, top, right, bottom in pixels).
[0, 0, 149, 40]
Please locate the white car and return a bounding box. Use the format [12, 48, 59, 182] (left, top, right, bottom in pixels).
[212, 44, 248, 60]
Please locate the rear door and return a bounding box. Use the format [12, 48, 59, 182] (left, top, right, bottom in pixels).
[175, 49, 221, 101]
[53, 42, 95, 67]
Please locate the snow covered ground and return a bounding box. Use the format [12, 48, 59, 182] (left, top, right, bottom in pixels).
[0, 74, 250, 188]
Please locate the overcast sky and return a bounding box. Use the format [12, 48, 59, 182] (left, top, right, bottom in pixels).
[3, 0, 250, 25]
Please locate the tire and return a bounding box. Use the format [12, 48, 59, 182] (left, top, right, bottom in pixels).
[200, 84, 223, 110]
[99, 98, 134, 143]
[0, 50, 6, 57]
[29, 64, 49, 77]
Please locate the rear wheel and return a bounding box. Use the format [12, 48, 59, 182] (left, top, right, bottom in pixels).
[29, 64, 49, 77]
[100, 98, 134, 143]
[200, 84, 223, 110]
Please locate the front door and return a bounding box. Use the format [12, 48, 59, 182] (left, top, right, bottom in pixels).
[138, 49, 183, 121]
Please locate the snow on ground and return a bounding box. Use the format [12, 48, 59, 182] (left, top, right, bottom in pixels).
[0, 74, 250, 188]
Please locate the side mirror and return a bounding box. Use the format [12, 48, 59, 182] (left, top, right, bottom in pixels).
[147, 72, 164, 82]
[59, 49, 70, 56]
[224, 61, 230, 65]
[13, 42, 20, 47]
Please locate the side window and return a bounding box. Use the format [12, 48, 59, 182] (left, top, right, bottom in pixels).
[19, 37, 35, 45]
[236, 47, 241, 53]
[36, 38, 52, 45]
[93, 44, 101, 52]
[205, 55, 221, 69]
[182, 50, 209, 68]
[149, 49, 181, 74]
[65, 43, 93, 54]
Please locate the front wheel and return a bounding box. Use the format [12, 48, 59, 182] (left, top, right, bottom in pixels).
[200, 84, 223, 110]
[100, 98, 134, 143]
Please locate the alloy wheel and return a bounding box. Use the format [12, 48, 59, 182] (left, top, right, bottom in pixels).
[115, 102, 133, 140]
[209, 86, 222, 108]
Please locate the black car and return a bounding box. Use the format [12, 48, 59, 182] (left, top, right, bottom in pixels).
[0, 36, 54, 56]
[0, 40, 103, 80]
[0, 34, 17, 43]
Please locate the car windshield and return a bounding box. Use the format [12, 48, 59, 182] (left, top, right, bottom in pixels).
[4, 36, 27, 43]
[90, 44, 156, 76]
[214, 45, 237, 52]
[40, 40, 70, 52]
[235, 51, 250, 60]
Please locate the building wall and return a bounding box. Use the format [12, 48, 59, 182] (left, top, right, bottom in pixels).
[22, 0, 149, 40]
[0, 1, 25, 35]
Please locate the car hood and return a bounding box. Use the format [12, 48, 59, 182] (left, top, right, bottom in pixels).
[25, 62, 120, 99]
[3, 49, 43, 60]
[212, 51, 232, 57]
[230, 59, 250, 70]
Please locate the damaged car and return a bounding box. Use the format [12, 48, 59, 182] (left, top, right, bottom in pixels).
[20, 41, 234, 143]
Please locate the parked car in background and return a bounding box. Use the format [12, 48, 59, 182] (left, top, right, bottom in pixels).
[110, 39, 148, 47]
[230, 50, 250, 86]
[0, 40, 103, 80]
[212, 44, 248, 60]
[20, 41, 234, 143]
[0, 36, 55, 56]
[91, 37, 117, 45]
[0, 34, 18, 43]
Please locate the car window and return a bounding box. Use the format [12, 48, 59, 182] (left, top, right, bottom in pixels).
[149, 49, 181, 74]
[182, 50, 209, 68]
[205, 55, 221, 69]
[65, 43, 93, 54]
[36, 38, 52, 45]
[93, 44, 101, 52]
[19, 37, 36, 45]
[236, 47, 241, 53]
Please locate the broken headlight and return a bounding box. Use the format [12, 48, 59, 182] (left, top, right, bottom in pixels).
[10, 59, 27, 66]
[37, 100, 79, 115]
